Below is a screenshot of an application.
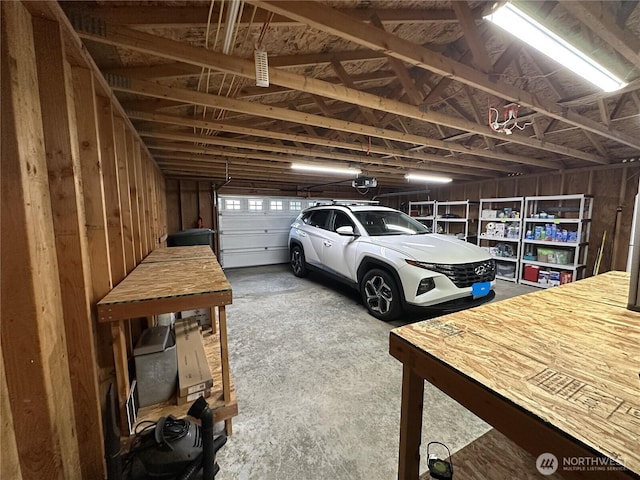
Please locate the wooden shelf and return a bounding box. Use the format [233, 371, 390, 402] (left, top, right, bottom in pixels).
[96, 246, 237, 435]
[133, 326, 238, 429]
[480, 235, 520, 242]
[522, 240, 581, 247]
[520, 259, 586, 270]
[97, 257, 232, 322]
[480, 217, 522, 222]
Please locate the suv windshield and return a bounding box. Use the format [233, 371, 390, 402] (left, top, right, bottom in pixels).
[353, 210, 430, 236]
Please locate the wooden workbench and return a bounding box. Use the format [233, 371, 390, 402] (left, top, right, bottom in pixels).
[390, 271, 640, 479]
[97, 246, 236, 434]
[141, 245, 215, 263]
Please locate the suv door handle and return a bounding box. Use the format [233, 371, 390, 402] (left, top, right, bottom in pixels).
[323, 240, 332, 247]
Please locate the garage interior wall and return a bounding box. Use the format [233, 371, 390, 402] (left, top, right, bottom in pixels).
[1, 2, 167, 479]
[399, 165, 638, 275]
[3, 1, 640, 479]
[168, 166, 639, 275]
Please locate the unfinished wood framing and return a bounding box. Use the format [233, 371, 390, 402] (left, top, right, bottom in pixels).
[33, 14, 105, 478]
[97, 96, 127, 285]
[71, 66, 116, 377]
[1, 3, 82, 477]
[114, 116, 136, 274]
[3, 2, 169, 477]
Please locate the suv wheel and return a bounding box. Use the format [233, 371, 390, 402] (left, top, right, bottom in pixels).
[360, 269, 401, 321]
[290, 245, 308, 277]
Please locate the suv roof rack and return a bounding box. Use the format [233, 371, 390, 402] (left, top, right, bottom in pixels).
[311, 199, 380, 207]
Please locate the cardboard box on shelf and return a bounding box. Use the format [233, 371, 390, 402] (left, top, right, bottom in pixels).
[537, 248, 573, 265]
[538, 270, 550, 285]
[560, 271, 573, 284]
[177, 388, 212, 406]
[175, 318, 213, 398]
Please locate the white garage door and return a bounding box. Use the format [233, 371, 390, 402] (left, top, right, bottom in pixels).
[218, 195, 323, 269]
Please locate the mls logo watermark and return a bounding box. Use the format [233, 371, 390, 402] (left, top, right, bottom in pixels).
[536, 452, 627, 475]
[536, 453, 558, 475]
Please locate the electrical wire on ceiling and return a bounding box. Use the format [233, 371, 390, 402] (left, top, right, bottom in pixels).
[194, 0, 218, 135]
[488, 100, 532, 135]
[194, 0, 246, 133]
[219, 6, 271, 118]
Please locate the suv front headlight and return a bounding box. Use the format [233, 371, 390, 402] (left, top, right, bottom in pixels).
[405, 259, 436, 270]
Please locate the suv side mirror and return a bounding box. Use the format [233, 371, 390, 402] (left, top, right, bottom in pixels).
[336, 225, 358, 236]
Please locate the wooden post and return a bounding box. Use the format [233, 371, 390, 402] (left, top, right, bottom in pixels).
[97, 96, 127, 285]
[114, 116, 136, 274]
[32, 16, 105, 479]
[144, 158, 154, 253]
[71, 66, 116, 375]
[126, 132, 143, 263]
[1, 346, 23, 480]
[134, 142, 149, 255]
[218, 306, 232, 434]
[111, 321, 131, 433]
[1, 3, 81, 478]
[398, 365, 424, 480]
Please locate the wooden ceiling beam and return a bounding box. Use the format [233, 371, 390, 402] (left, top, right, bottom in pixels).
[597, 99, 611, 126]
[129, 111, 513, 175]
[582, 130, 609, 158]
[153, 151, 454, 186]
[115, 78, 554, 169]
[144, 134, 483, 179]
[330, 59, 380, 125]
[253, 1, 640, 151]
[144, 131, 362, 164]
[63, 4, 472, 28]
[451, 1, 492, 73]
[562, 2, 640, 70]
[76, 23, 607, 164]
[462, 86, 496, 150]
[369, 15, 425, 106]
[102, 57, 396, 83]
[610, 93, 629, 120]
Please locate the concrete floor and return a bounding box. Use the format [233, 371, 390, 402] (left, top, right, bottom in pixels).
[216, 264, 537, 480]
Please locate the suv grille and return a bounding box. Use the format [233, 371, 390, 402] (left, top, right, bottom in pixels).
[429, 259, 496, 288]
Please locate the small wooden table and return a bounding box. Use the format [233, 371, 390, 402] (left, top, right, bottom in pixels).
[390, 271, 640, 479]
[97, 247, 236, 433]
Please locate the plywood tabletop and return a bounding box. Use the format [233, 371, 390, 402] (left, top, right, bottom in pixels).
[141, 245, 215, 263]
[97, 257, 231, 321]
[391, 271, 640, 476]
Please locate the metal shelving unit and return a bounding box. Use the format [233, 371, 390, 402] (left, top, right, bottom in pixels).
[408, 200, 435, 232]
[477, 197, 525, 282]
[434, 200, 479, 242]
[519, 194, 593, 288]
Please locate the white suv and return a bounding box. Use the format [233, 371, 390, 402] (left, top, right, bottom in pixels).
[288, 203, 496, 321]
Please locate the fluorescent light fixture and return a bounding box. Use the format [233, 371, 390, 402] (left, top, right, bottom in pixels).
[484, 3, 626, 92]
[405, 173, 453, 184]
[291, 163, 361, 175]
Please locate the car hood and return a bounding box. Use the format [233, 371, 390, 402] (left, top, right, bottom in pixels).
[369, 234, 491, 264]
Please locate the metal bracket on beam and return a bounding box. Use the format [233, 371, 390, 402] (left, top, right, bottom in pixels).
[68, 14, 106, 36]
[105, 74, 131, 90]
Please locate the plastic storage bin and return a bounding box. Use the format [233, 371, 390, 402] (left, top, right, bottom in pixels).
[167, 228, 215, 249]
[134, 326, 178, 407]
